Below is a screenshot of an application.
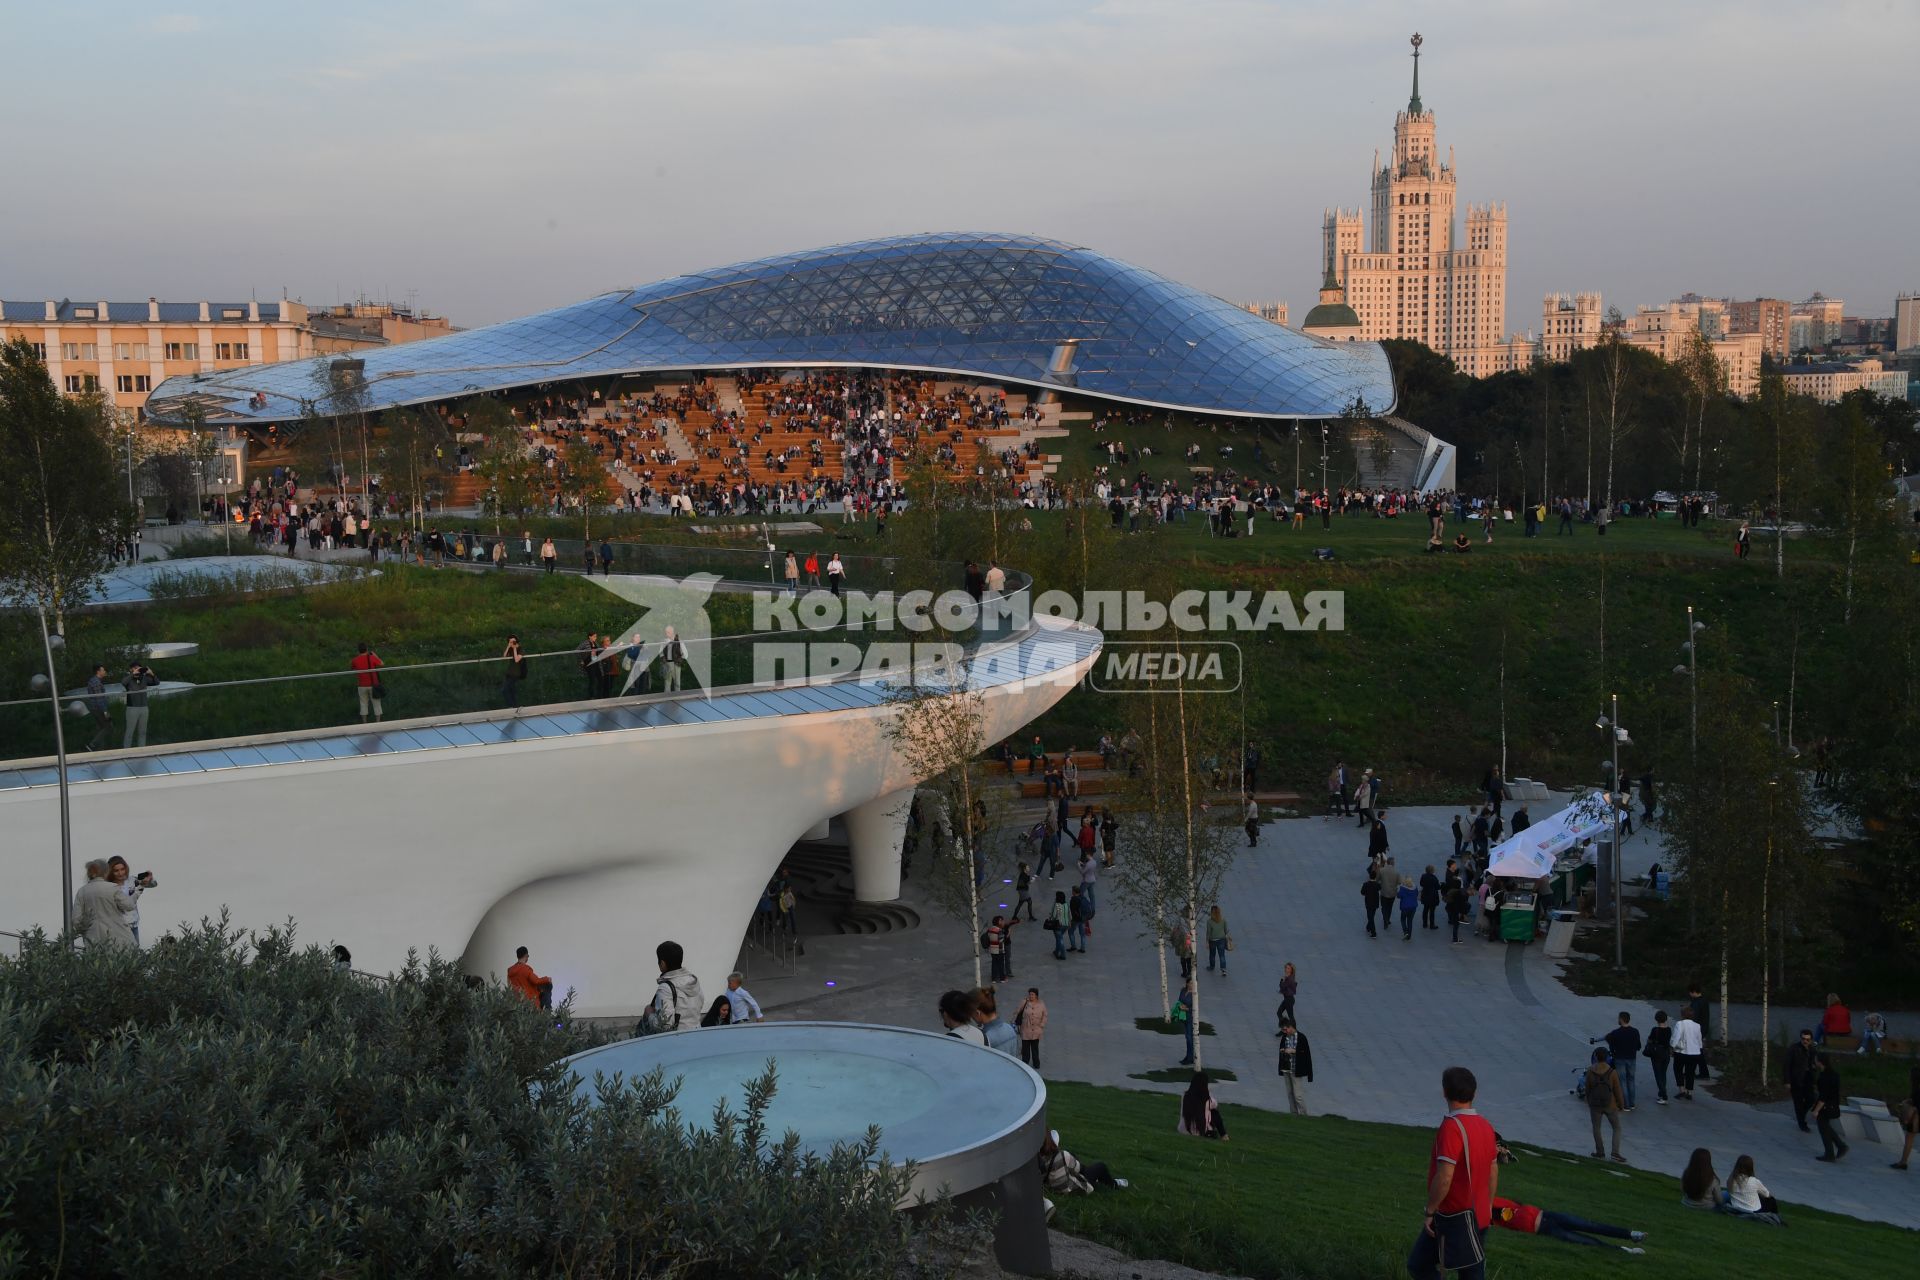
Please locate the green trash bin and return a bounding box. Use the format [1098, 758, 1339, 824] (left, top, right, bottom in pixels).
[1501, 891, 1539, 943]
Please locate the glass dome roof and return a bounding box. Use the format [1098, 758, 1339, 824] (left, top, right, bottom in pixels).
[148, 232, 1395, 423]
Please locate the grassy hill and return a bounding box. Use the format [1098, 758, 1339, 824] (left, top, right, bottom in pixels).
[1045, 1082, 1914, 1280]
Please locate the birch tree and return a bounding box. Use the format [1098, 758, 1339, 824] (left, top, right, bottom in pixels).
[1823, 395, 1895, 623]
[1593, 331, 1635, 515]
[0, 338, 124, 634]
[885, 655, 1008, 986]
[1661, 677, 1817, 1073]
[1106, 630, 1238, 1066]
[556, 439, 616, 543]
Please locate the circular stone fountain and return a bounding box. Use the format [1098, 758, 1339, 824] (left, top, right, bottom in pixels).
[561, 1021, 1051, 1273]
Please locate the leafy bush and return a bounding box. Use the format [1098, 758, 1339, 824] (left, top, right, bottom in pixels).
[0, 920, 963, 1278]
[145, 562, 342, 601]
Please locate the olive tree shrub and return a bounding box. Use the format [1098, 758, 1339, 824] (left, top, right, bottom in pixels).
[0, 919, 966, 1278]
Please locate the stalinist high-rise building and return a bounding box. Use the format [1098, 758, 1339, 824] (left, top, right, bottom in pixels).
[1321, 34, 1509, 377]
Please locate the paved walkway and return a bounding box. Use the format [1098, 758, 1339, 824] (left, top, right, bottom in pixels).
[748, 803, 1918, 1229]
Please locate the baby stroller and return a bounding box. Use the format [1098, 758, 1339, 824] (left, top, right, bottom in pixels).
[1571, 1040, 1615, 1101]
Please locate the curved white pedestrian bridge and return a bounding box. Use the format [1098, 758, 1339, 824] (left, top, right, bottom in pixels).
[0, 604, 1099, 1015]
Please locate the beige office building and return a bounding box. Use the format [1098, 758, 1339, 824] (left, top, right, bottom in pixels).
[0, 297, 453, 418]
[1623, 301, 1766, 398]
[1538, 292, 1604, 365]
[1780, 358, 1909, 403]
[1321, 35, 1509, 376]
[1791, 293, 1845, 351]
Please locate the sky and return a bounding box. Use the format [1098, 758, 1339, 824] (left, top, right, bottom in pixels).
[5, 0, 1916, 331]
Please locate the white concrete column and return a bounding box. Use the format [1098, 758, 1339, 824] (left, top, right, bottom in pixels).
[844, 786, 915, 903]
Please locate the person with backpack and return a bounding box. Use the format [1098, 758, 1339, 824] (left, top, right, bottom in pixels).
[659, 625, 686, 693]
[1584, 1047, 1628, 1163]
[939, 989, 985, 1046]
[643, 940, 704, 1035]
[1067, 885, 1090, 953]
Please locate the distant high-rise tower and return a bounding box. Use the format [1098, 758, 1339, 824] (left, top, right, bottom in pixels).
[1322, 34, 1509, 376]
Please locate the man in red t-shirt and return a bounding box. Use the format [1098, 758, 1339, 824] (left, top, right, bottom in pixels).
[506, 946, 550, 1006]
[1408, 1066, 1498, 1279]
[350, 643, 384, 723]
[1490, 1195, 1645, 1253]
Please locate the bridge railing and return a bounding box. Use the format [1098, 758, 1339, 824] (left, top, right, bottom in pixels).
[0, 552, 1033, 768]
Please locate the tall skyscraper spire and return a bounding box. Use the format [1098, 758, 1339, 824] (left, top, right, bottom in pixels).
[1408, 32, 1424, 113]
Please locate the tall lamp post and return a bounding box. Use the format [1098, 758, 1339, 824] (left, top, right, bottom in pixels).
[30, 606, 75, 934]
[1597, 693, 1632, 972]
[1674, 606, 1704, 756]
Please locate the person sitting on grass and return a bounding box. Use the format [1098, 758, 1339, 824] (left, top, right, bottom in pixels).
[1719, 1154, 1783, 1225]
[1679, 1148, 1723, 1210]
[1452, 533, 1472, 553]
[1490, 1196, 1646, 1253]
[1178, 1069, 1230, 1140]
[1038, 1128, 1128, 1201]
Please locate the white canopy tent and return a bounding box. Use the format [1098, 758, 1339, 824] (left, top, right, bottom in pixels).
[1484, 791, 1620, 880]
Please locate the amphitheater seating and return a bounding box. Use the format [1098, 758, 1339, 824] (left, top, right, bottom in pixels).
[244, 371, 1070, 506]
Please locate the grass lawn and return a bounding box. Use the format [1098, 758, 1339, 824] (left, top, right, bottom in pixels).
[1043, 1082, 1914, 1279]
[1016, 508, 1844, 803]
